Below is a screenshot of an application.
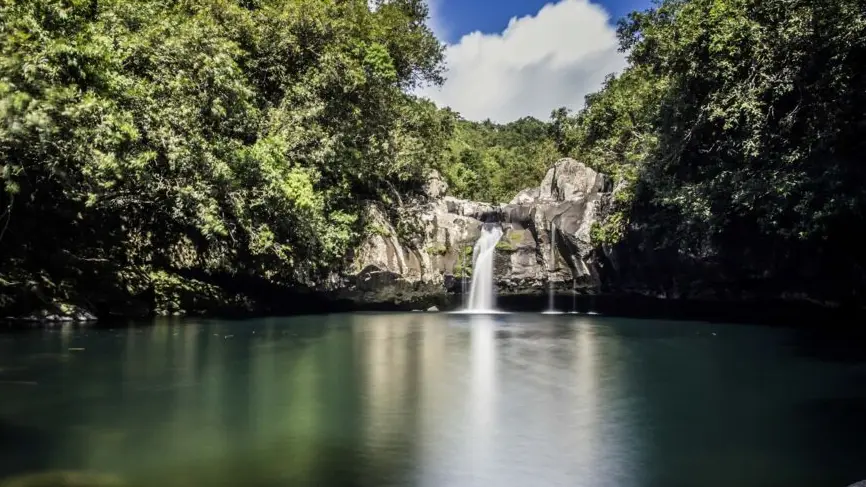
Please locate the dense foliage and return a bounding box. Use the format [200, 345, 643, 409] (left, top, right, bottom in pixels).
[438, 116, 561, 203]
[567, 0, 866, 301]
[0, 0, 450, 313]
[3, 0, 864, 314]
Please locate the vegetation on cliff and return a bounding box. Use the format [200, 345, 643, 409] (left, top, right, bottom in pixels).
[2, 0, 865, 315]
[561, 0, 866, 303]
[0, 0, 450, 315]
[437, 116, 561, 204]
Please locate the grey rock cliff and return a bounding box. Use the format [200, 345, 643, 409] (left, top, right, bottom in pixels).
[336, 159, 611, 306]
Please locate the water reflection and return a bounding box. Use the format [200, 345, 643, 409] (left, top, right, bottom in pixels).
[0, 314, 865, 486]
[469, 314, 496, 477]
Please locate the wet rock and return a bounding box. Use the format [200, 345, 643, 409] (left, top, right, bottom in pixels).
[73, 310, 97, 322]
[7, 303, 98, 323]
[342, 158, 612, 304]
[426, 306, 439, 312]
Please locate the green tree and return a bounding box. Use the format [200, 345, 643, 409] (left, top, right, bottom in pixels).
[437, 116, 563, 203]
[572, 0, 866, 300]
[0, 0, 448, 313]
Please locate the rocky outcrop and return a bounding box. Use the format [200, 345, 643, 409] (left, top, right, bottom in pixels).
[498, 159, 610, 292]
[335, 159, 612, 306]
[335, 193, 483, 307]
[0, 286, 99, 323]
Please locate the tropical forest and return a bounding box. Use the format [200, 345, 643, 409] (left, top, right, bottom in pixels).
[1, 0, 864, 315]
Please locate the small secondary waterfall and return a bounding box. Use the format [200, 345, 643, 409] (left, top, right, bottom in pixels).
[547, 221, 557, 312]
[461, 250, 467, 308]
[466, 225, 504, 312]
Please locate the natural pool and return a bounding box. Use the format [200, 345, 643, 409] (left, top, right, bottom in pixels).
[1, 313, 865, 487]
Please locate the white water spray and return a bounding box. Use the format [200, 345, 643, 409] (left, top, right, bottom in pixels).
[465, 225, 503, 312]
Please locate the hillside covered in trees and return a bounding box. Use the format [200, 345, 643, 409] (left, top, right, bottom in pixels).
[436, 116, 561, 204]
[561, 0, 866, 305]
[1, 0, 865, 316]
[0, 0, 453, 315]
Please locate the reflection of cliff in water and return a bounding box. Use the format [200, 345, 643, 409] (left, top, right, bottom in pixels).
[4, 314, 866, 486]
[0, 317, 419, 486]
[91, 316, 426, 487]
[0, 314, 637, 487]
[0, 314, 639, 487]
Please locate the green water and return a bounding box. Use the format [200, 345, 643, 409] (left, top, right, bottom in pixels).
[1, 313, 865, 486]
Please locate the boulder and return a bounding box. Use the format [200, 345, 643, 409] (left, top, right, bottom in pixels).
[423, 170, 448, 199]
[74, 309, 97, 322]
[537, 158, 608, 202]
[509, 188, 540, 205]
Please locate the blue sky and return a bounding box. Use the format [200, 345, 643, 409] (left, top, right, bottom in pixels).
[433, 0, 651, 44]
[418, 0, 641, 122]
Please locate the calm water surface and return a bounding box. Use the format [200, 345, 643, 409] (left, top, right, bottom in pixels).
[1, 313, 865, 487]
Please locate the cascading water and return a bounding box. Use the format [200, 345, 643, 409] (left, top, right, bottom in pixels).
[461, 250, 467, 308]
[465, 225, 504, 312]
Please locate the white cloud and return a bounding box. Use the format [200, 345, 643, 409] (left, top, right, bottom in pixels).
[426, 0, 449, 42]
[418, 0, 627, 123]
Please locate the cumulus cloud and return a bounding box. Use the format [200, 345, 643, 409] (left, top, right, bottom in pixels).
[425, 0, 449, 41]
[418, 0, 627, 123]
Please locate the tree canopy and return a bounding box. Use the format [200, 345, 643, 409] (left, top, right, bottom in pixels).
[437, 116, 561, 203]
[566, 0, 866, 300]
[3, 0, 865, 313]
[0, 0, 450, 312]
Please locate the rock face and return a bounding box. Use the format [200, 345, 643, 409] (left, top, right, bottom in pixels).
[499, 159, 610, 292]
[336, 159, 611, 306]
[2, 301, 98, 323]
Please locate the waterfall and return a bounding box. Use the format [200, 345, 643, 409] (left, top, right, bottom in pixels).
[465, 225, 503, 312]
[547, 221, 557, 313]
[461, 250, 467, 308]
